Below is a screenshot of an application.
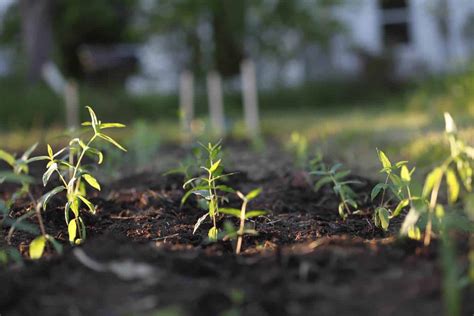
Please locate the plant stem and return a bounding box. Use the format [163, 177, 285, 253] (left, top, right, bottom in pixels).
[424, 171, 443, 246]
[236, 198, 248, 255]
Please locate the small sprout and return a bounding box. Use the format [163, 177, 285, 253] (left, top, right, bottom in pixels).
[371, 149, 416, 231]
[220, 188, 267, 254]
[41, 106, 126, 244]
[181, 141, 234, 241]
[310, 155, 360, 220]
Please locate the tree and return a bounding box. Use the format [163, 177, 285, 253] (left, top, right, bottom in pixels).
[147, 0, 341, 78]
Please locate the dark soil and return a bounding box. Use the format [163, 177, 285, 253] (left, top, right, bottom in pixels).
[0, 143, 473, 316]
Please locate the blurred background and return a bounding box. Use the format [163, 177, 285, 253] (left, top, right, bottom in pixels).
[1, 0, 474, 175]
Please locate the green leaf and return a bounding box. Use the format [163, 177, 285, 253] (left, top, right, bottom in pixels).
[422, 167, 443, 198]
[40, 186, 65, 210]
[83, 174, 101, 191]
[0, 172, 33, 184]
[99, 123, 126, 129]
[0, 149, 15, 166]
[77, 195, 96, 214]
[371, 183, 386, 201]
[42, 162, 58, 186]
[209, 159, 221, 173]
[29, 236, 46, 259]
[392, 199, 409, 217]
[219, 208, 241, 217]
[407, 226, 421, 240]
[314, 176, 332, 191]
[446, 168, 460, 204]
[208, 227, 218, 241]
[400, 165, 411, 183]
[86, 106, 99, 132]
[245, 210, 268, 218]
[97, 133, 127, 152]
[68, 219, 77, 243]
[47, 144, 53, 158]
[378, 207, 390, 230]
[377, 149, 392, 170]
[21, 142, 38, 160]
[245, 188, 262, 201]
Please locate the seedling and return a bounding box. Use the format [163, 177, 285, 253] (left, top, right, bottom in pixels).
[41, 106, 126, 245]
[220, 188, 267, 254]
[310, 155, 360, 220]
[371, 149, 417, 231]
[417, 112, 473, 245]
[287, 132, 308, 168]
[181, 141, 234, 240]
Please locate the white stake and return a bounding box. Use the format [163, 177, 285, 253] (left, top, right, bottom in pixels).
[240, 59, 260, 137]
[64, 80, 79, 130]
[207, 71, 225, 135]
[179, 70, 194, 135]
[41, 62, 79, 130]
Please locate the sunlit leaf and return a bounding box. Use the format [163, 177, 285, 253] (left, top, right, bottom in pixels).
[422, 167, 443, 198]
[392, 199, 409, 217]
[83, 174, 101, 191]
[220, 208, 241, 218]
[99, 123, 126, 129]
[377, 149, 392, 170]
[246, 210, 268, 218]
[400, 165, 411, 183]
[444, 112, 456, 134]
[446, 168, 460, 204]
[0, 149, 15, 166]
[209, 159, 221, 173]
[77, 195, 96, 214]
[378, 207, 390, 230]
[29, 236, 46, 259]
[68, 219, 77, 243]
[245, 188, 262, 201]
[208, 227, 218, 241]
[97, 133, 127, 152]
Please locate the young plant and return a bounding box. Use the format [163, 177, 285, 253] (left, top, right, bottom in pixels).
[181, 141, 234, 241]
[371, 149, 417, 232]
[310, 155, 360, 220]
[287, 132, 308, 168]
[41, 106, 126, 245]
[220, 188, 267, 254]
[415, 112, 473, 246]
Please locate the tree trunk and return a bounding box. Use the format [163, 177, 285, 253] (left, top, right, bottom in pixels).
[20, 0, 53, 83]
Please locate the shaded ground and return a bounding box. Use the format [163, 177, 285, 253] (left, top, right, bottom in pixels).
[0, 142, 473, 316]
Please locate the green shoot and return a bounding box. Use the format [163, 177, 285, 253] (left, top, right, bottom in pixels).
[181, 141, 234, 241]
[371, 149, 416, 232]
[310, 155, 361, 220]
[41, 106, 126, 245]
[287, 132, 308, 168]
[220, 188, 267, 254]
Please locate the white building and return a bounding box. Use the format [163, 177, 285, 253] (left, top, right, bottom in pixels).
[326, 0, 474, 77]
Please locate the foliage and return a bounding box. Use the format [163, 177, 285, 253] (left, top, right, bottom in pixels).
[181, 141, 234, 241]
[40, 106, 126, 244]
[371, 149, 417, 232]
[310, 154, 361, 220]
[220, 188, 267, 254]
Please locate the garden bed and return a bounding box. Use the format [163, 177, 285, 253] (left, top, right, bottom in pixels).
[0, 142, 473, 316]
